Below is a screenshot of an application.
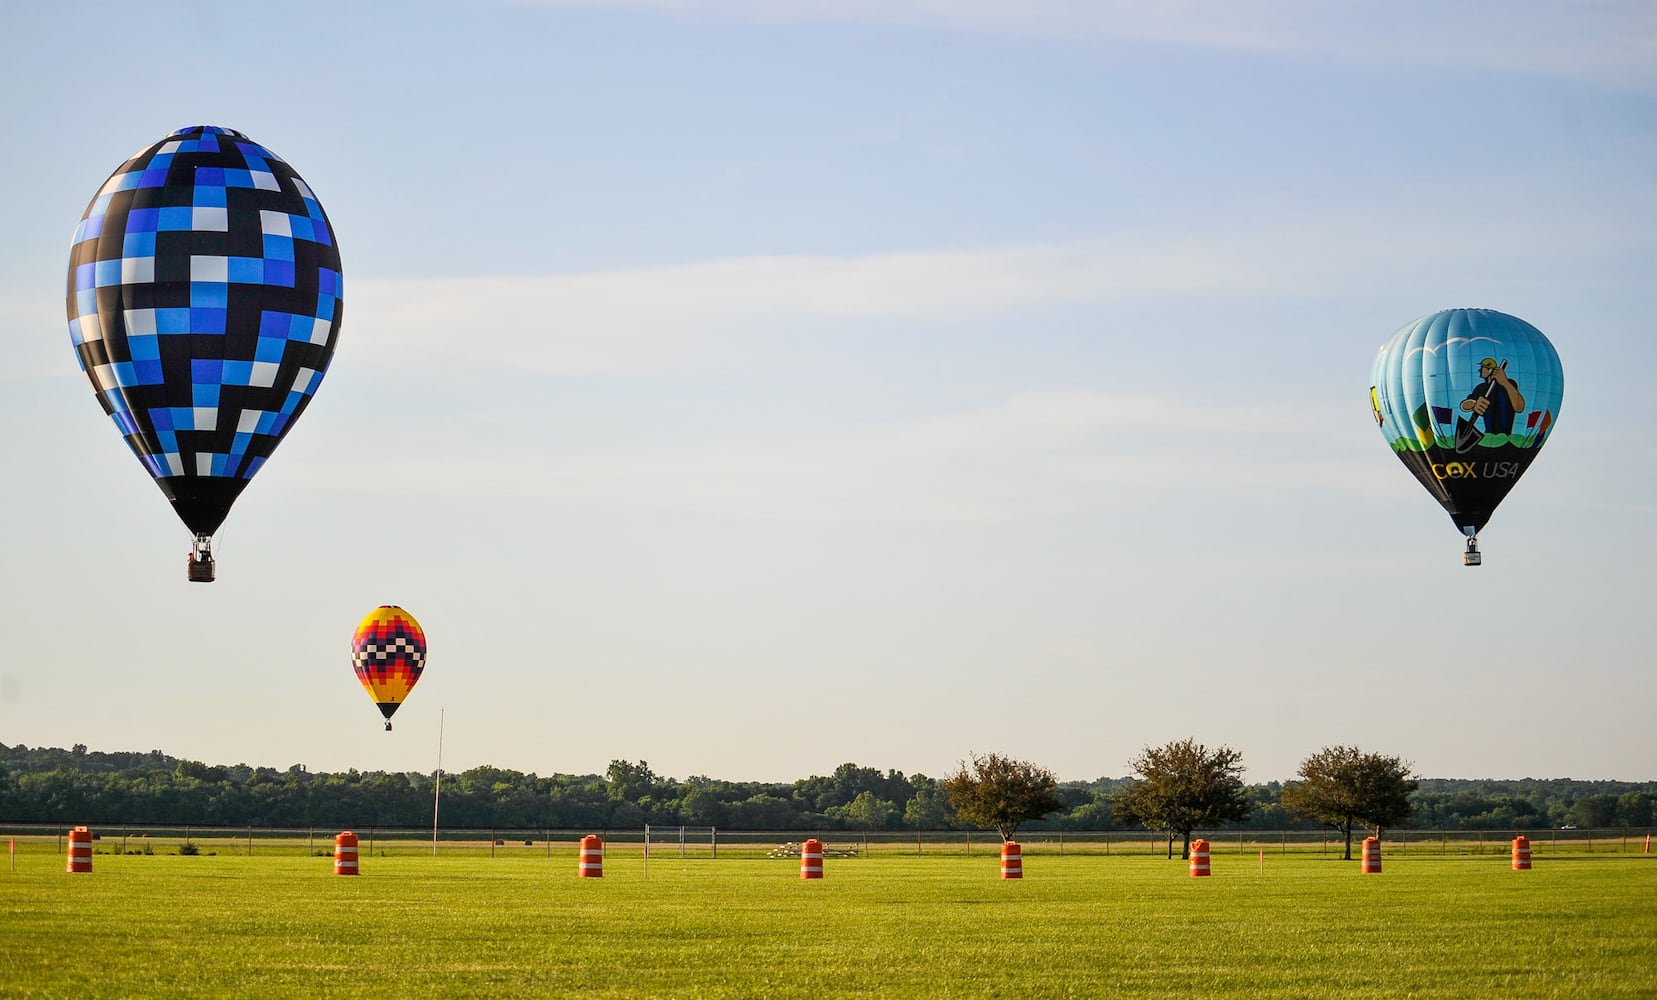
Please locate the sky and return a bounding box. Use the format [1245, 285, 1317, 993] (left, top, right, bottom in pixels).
[2, 0, 1654, 787]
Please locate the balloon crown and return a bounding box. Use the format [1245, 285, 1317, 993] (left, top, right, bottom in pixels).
[169, 124, 248, 139]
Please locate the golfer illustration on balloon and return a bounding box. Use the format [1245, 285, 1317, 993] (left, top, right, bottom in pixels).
[1456, 356, 1525, 452]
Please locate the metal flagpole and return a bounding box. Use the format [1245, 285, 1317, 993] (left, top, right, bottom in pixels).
[431, 707, 444, 857]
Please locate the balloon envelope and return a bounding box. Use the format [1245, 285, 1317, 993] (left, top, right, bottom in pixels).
[65, 125, 342, 538]
[1369, 308, 1563, 535]
[351, 606, 427, 724]
[352, 605, 427, 721]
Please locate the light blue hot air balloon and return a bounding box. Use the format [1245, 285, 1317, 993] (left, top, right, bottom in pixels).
[1369, 308, 1563, 565]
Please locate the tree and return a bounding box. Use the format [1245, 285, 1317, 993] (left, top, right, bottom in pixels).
[903, 782, 950, 832]
[1567, 794, 1618, 829]
[830, 790, 897, 831]
[940, 752, 1065, 841]
[1280, 746, 1419, 860]
[606, 760, 658, 802]
[1114, 738, 1251, 859]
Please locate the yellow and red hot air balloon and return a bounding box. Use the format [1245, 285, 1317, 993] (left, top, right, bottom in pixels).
[350, 606, 426, 730]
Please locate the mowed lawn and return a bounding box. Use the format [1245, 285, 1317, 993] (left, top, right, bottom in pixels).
[2, 846, 1654, 998]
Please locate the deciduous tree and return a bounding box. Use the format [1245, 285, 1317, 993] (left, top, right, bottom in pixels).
[940, 753, 1065, 841]
[831, 790, 897, 831]
[1114, 738, 1251, 859]
[1280, 746, 1418, 860]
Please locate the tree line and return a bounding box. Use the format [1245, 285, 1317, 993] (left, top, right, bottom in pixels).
[2, 741, 1652, 837]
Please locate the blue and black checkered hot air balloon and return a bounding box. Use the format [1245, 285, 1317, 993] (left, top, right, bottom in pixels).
[66, 126, 342, 581]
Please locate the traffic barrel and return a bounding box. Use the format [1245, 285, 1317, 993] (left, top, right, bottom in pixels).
[1189, 838, 1211, 877]
[1361, 836, 1381, 873]
[800, 838, 824, 879]
[1512, 836, 1532, 871]
[578, 835, 603, 878]
[334, 831, 359, 875]
[1000, 840, 1023, 879]
[66, 826, 93, 873]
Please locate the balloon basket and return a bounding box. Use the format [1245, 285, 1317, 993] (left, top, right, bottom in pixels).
[188, 535, 216, 583]
[1462, 536, 1481, 567]
[187, 554, 216, 582]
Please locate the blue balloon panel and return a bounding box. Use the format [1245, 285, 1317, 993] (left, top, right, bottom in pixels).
[66, 125, 342, 537]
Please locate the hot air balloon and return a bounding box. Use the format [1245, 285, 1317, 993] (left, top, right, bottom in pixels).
[351, 606, 427, 731]
[1369, 308, 1563, 565]
[65, 126, 342, 582]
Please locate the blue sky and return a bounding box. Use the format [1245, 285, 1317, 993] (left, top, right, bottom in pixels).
[2, 0, 1654, 785]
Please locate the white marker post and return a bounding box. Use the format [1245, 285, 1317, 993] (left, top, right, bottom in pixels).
[431, 708, 445, 857]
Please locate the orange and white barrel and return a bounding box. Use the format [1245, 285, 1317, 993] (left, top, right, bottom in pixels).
[66, 826, 93, 873]
[578, 835, 603, 878]
[1000, 840, 1023, 879]
[1511, 836, 1532, 870]
[334, 831, 359, 875]
[1361, 836, 1381, 874]
[1189, 838, 1211, 877]
[800, 838, 824, 879]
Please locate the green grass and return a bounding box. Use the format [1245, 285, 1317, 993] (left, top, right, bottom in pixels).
[3, 846, 1654, 998]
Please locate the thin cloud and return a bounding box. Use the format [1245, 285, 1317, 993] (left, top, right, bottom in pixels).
[511, 0, 1657, 90]
[292, 388, 1386, 522]
[345, 197, 1629, 375]
[345, 238, 1251, 374]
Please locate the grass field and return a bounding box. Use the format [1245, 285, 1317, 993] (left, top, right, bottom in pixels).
[3, 842, 1654, 998]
